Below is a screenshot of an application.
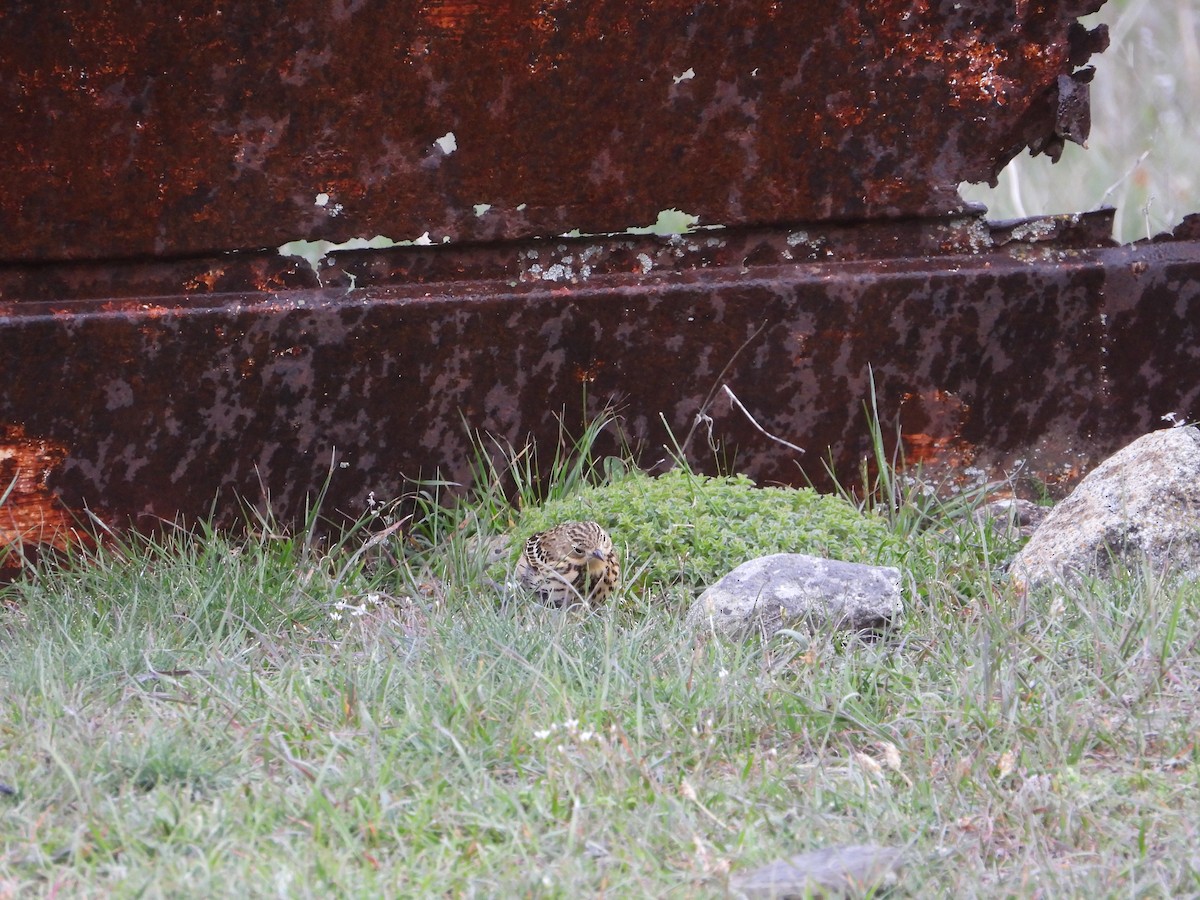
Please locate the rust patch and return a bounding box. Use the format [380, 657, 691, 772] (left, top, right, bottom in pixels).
[0, 424, 81, 564]
[898, 390, 974, 469]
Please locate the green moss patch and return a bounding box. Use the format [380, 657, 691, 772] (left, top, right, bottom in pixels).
[512, 468, 895, 593]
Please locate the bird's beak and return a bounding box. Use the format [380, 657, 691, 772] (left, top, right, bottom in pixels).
[590, 549, 607, 560]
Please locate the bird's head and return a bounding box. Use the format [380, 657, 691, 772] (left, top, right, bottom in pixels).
[562, 522, 613, 574]
[584, 546, 610, 575]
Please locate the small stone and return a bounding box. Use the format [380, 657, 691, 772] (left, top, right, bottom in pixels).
[971, 497, 1048, 540]
[1011, 426, 1200, 590]
[729, 843, 905, 898]
[468, 533, 512, 566]
[686, 553, 903, 640]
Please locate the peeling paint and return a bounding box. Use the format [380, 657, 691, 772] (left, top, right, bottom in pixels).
[563, 209, 712, 240]
[278, 233, 432, 276]
[627, 209, 703, 236]
[312, 192, 345, 217]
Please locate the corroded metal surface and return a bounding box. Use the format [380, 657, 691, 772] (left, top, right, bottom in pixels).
[3, 211, 1199, 559]
[6, 0, 1184, 568]
[0, 425, 83, 559]
[3, 1, 1106, 261]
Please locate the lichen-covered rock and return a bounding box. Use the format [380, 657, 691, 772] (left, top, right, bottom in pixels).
[1011, 426, 1200, 590]
[971, 497, 1048, 540]
[686, 553, 903, 640]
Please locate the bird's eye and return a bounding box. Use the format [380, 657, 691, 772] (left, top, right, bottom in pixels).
[573, 544, 584, 554]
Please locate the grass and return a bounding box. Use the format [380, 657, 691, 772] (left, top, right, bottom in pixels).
[3, 413, 1200, 898]
[959, 0, 1200, 243]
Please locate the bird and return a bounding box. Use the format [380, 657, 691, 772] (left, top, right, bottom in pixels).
[515, 520, 620, 608]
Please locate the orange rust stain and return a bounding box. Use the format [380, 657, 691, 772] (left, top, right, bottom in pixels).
[573, 360, 605, 384]
[136, 302, 171, 318]
[887, 24, 1015, 108]
[0, 423, 79, 555]
[899, 389, 972, 466]
[421, 1, 491, 36]
[184, 267, 224, 292]
[828, 100, 869, 130]
[903, 432, 961, 464]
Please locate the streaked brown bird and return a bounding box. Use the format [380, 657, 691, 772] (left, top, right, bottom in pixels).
[515, 520, 620, 608]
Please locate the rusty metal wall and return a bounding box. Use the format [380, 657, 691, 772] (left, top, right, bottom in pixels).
[4, 210, 1199, 552]
[4, 1, 1105, 259]
[7, 0, 1198, 564]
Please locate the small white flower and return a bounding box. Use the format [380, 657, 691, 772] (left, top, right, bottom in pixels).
[718, 668, 730, 679]
[534, 729, 552, 740]
[329, 612, 343, 622]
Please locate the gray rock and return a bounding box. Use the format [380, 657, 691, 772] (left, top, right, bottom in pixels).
[1011, 426, 1200, 590]
[729, 844, 905, 899]
[971, 497, 1048, 540]
[686, 553, 903, 640]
